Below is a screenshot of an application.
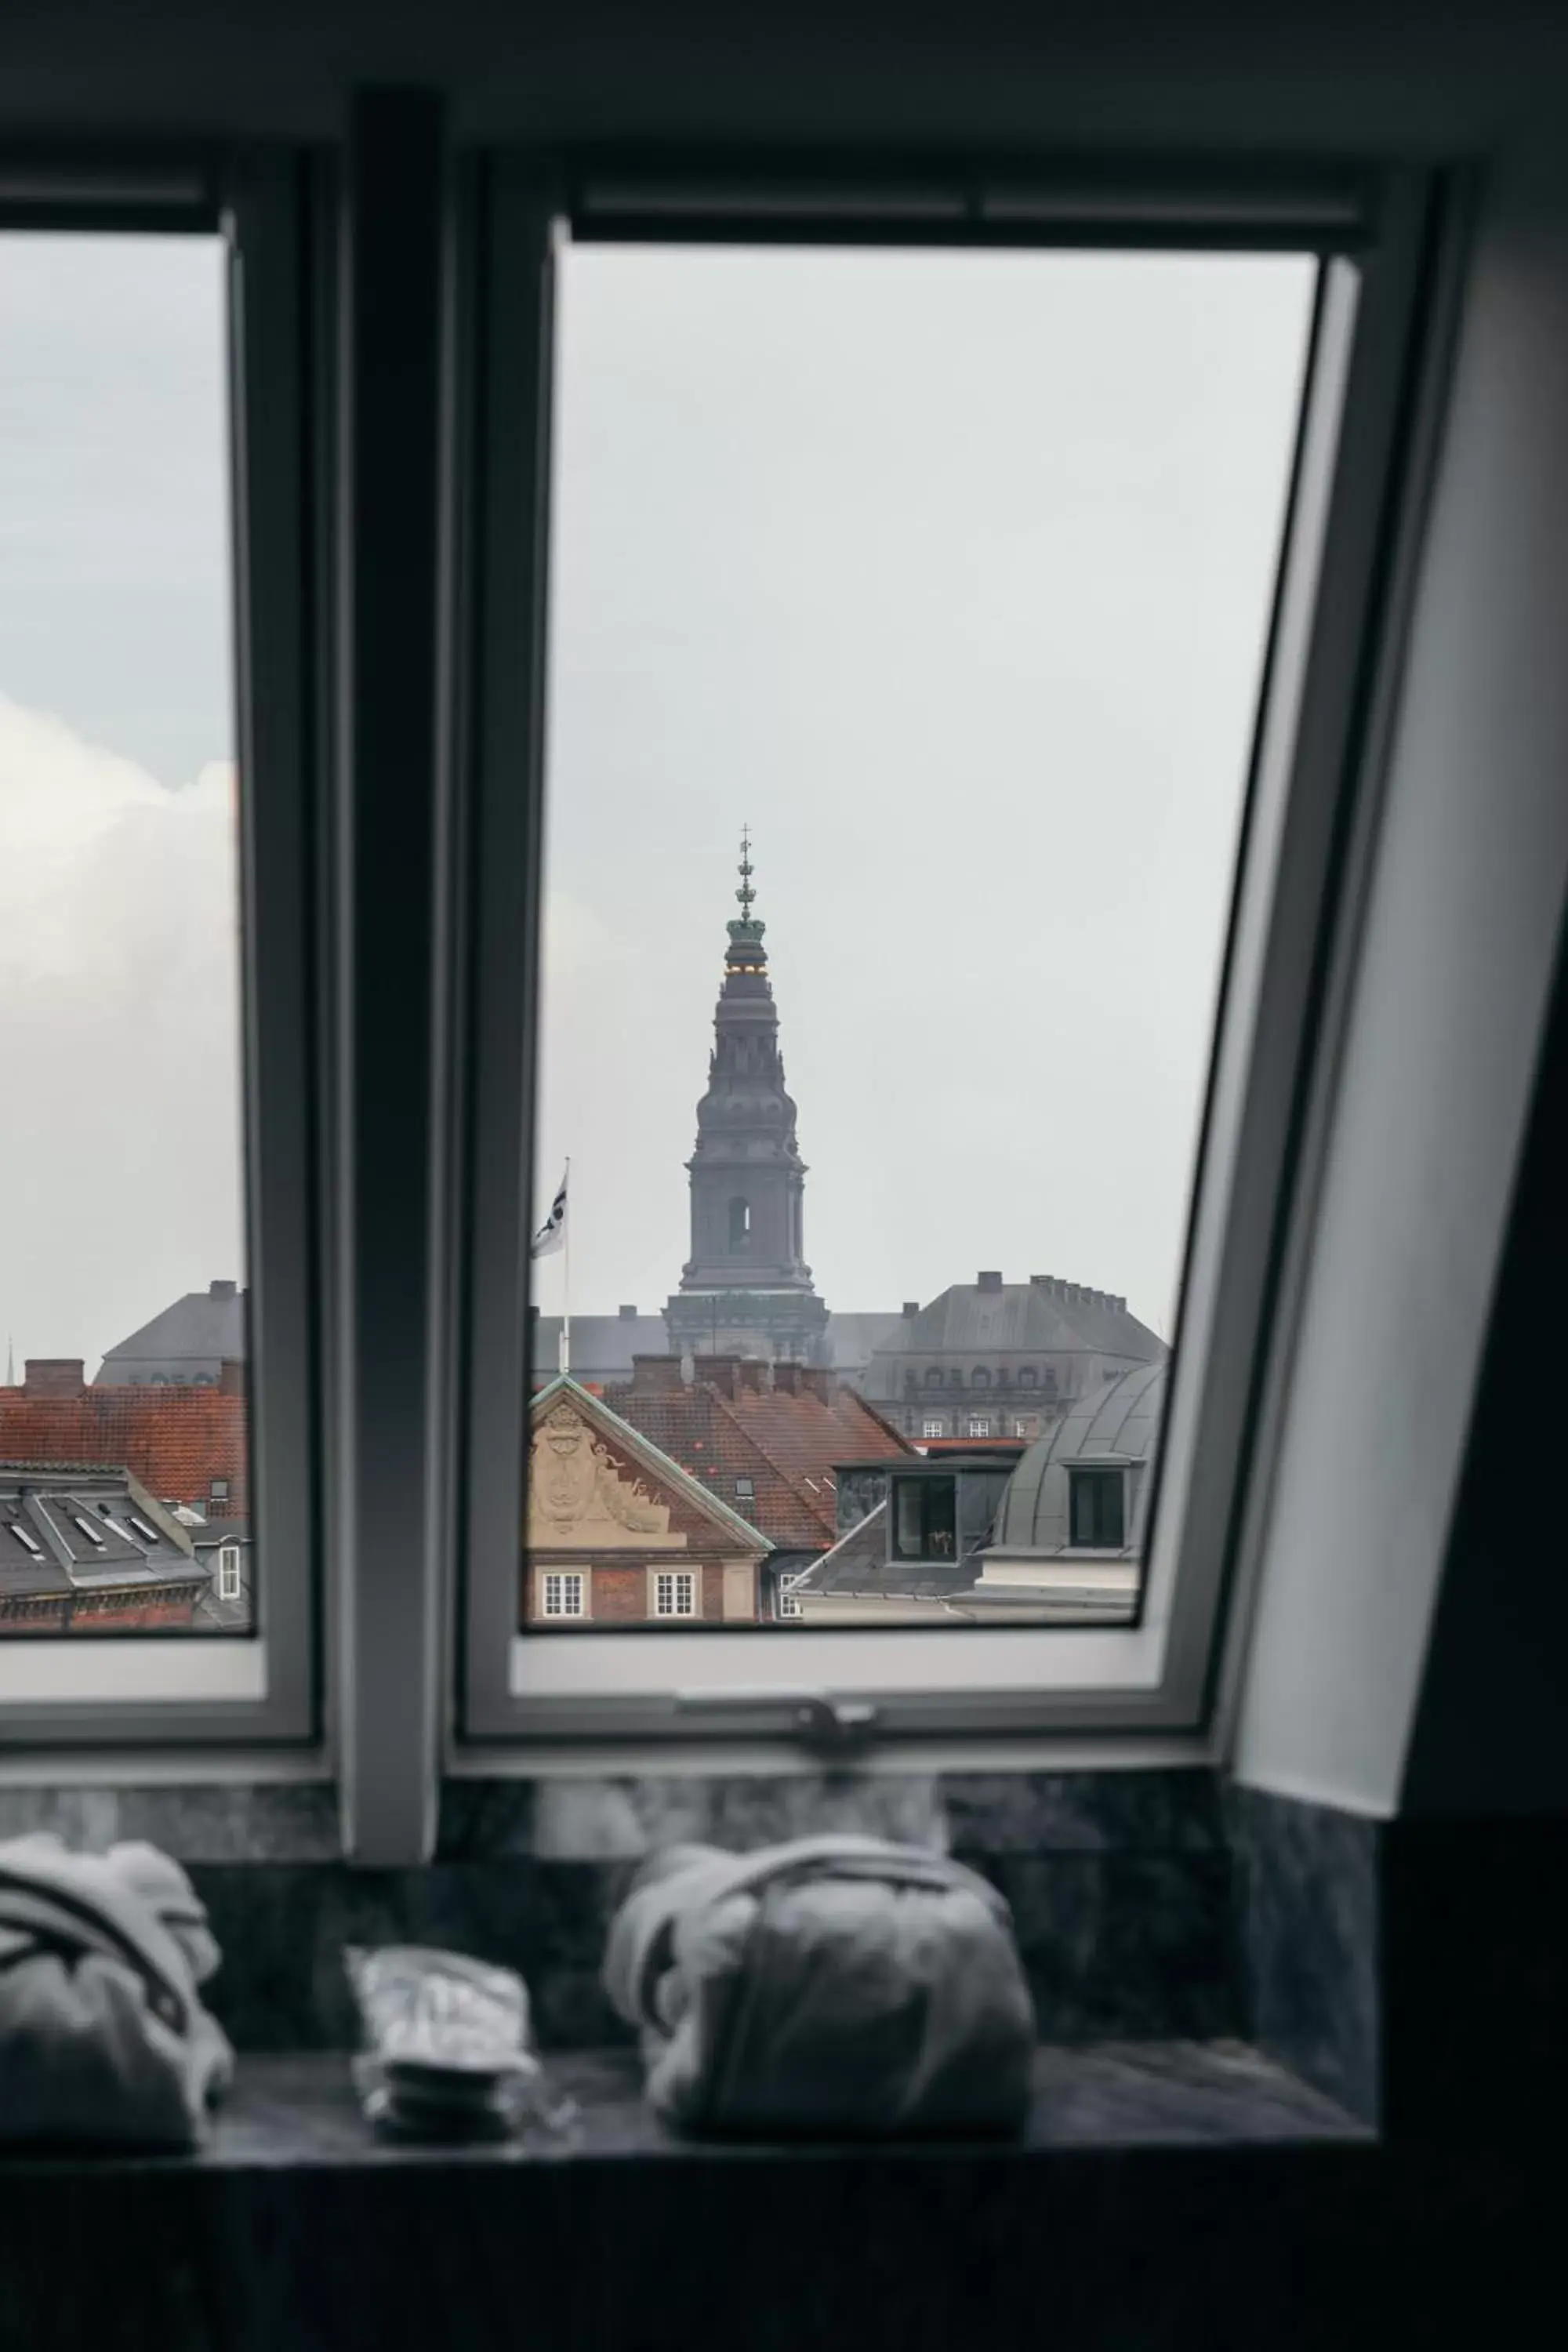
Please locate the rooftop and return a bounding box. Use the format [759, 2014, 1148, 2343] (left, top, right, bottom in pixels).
[0, 1465, 203, 1601]
[603, 1355, 912, 1550]
[0, 1374, 249, 1513]
[873, 1275, 1167, 1363]
[96, 1279, 247, 1382]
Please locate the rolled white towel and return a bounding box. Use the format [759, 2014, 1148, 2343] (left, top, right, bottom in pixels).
[603, 1833, 1036, 2139]
[0, 1833, 231, 2149]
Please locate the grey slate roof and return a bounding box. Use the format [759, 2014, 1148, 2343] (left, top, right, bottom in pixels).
[95, 1282, 246, 1383]
[822, 1312, 905, 1371]
[873, 1278, 1166, 1365]
[530, 1316, 672, 1380]
[529, 1309, 911, 1381]
[0, 1466, 203, 1599]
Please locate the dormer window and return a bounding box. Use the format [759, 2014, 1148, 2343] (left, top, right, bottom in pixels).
[891, 1474, 956, 1563]
[1069, 1468, 1127, 1549]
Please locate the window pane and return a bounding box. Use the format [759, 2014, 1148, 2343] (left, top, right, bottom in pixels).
[0, 234, 251, 1635]
[525, 238, 1312, 1634]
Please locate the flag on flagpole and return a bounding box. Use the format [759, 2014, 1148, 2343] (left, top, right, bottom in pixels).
[531, 1167, 568, 1260]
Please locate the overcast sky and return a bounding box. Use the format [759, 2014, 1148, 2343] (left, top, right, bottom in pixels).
[0, 230, 1312, 1377]
[0, 234, 241, 1377]
[535, 241, 1314, 1338]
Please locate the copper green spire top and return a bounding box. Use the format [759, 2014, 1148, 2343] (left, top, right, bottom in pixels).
[725, 826, 767, 972]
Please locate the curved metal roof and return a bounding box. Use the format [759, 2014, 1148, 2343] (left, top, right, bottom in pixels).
[992, 1361, 1168, 1552]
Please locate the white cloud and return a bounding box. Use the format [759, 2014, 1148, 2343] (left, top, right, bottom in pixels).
[0, 699, 244, 1372]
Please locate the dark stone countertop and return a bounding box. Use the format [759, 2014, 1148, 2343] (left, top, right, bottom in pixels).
[3, 2045, 1557, 2352]
[0, 2038, 1370, 2172]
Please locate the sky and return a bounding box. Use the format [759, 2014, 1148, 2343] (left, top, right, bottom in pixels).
[0, 234, 242, 1377]
[0, 228, 1313, 1377]
[534, 241, 1315, 1338]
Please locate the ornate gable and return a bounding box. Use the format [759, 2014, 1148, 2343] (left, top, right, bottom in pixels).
[527, 1399, 687, 1552]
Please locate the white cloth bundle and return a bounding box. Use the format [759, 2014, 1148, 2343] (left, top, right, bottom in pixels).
[0, 1832, 233, 2150]
[603, 1833, 1036, 2139]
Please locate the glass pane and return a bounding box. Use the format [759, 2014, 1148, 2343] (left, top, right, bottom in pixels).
[524, 238, 1313, 1632]
[0, 233, 250, 1635]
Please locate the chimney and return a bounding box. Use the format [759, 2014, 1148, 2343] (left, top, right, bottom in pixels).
[24, 1359, 85, 1399]
[902, 1300, 920, 1318]
[738, 1358, 770, 1394]
[617, 1303, 638, 1319]
[209, 1279, 238, 1300]
[678, 1348, 695, 1386]
[628, 1355, 686, 1394]
[977, 1270, 1003, 1292]
[799, 1367, 834, 1405]
[218, 1358, 246, 1398]
[694, 1353, 743, 1400]
[772, 1362, 800, 1396]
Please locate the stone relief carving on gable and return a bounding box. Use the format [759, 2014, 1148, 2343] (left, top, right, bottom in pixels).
[527, 1403, 684, 1550]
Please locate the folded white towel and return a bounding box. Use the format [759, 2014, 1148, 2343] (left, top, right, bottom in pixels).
[0, 1833, 233, 2149]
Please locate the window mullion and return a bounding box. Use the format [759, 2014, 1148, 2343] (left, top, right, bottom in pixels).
[332, 91, 451, 1861]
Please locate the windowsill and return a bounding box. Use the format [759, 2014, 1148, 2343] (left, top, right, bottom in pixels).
[0, 2042, 1370, 2173]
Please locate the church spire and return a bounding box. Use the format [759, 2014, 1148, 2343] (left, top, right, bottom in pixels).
[665, 833, 829, 1365]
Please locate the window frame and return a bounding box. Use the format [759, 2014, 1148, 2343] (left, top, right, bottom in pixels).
[1069, 1467, 1129, 1552]
[652, 1570, 698, 1621]
[452, 152, 1457, 1755]
[541, 1570, 588, 1619]
[0, 151, 326, 1749]
[216, 1543, 245, 1605]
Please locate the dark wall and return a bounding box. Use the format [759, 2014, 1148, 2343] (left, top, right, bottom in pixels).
[0, 1, 1564, 145]
[1400, 906, 1568, 1815]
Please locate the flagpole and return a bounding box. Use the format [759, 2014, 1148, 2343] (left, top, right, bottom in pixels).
[559, 1156, 572, 1377]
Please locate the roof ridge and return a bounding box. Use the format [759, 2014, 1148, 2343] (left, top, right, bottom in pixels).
[840, 1386, 917, 1454]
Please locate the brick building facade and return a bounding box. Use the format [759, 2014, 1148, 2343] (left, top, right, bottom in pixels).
[522, 1375, 768, 1628]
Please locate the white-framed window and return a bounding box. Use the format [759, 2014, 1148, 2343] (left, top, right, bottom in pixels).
[776, 1573, 804, 1621]
[653, 1570, 698, 1620]
[442, 154, 1465, 1761]
[0, 155, 319, 1747]
[216, 1544, 243, 1604]
[923, 1417, 946, 1439]
[542, 1570, 587, 1619]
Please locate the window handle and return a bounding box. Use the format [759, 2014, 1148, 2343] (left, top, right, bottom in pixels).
[676, 1686, 879, 1751]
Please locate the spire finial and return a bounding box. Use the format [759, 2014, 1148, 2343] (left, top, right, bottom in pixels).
[736, 824, 756, 920]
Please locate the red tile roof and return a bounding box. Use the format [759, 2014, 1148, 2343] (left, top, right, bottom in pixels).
[604, 1367, 912, 1551]
[0, 1387, 248, 1515]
